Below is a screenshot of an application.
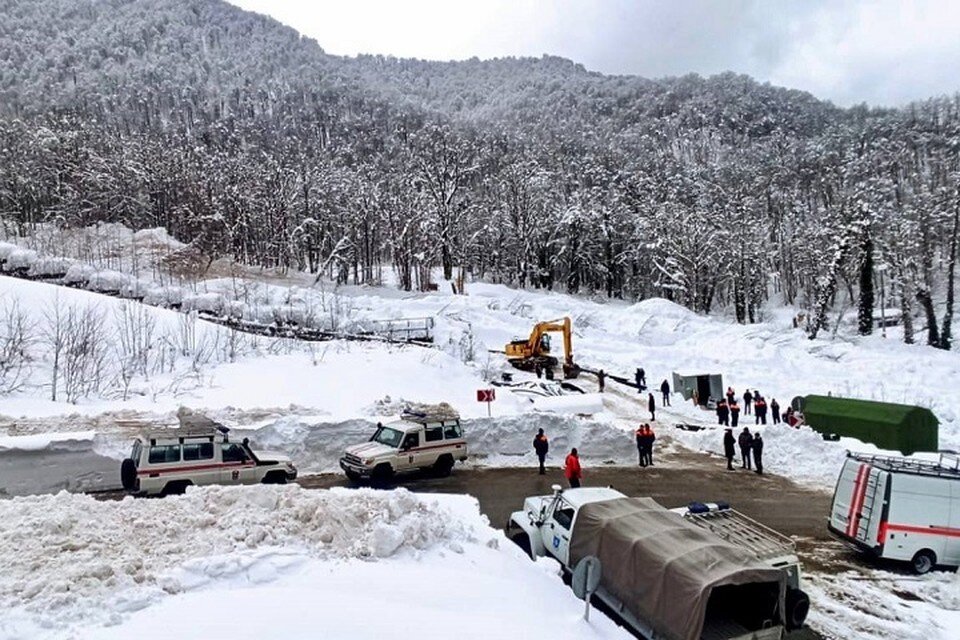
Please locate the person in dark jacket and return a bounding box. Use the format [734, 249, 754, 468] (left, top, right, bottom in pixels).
[730, 400, 741, 427]
[647, 392, 656, 421]
[723, 428, 736, 470]
[597, 369, 606, 393]
[754, 396, 768, 425]
[743, 389, 753, 415]
[564, 448, 582, 488]
[738, 427, 754, 470]
[726, 387, 736, 405]
[534, 363, 543, 379]
[753, 432, 764, 474]
[771, 398, 781, 425]
[635, 367, 646, 392]
[716, 399, 729, 426]
[533, 428, 549, 475]
[660, 379, 671, 406]
[635, 425, 646, 466]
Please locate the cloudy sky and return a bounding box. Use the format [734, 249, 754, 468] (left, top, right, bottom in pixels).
[227, 0, 960, 107]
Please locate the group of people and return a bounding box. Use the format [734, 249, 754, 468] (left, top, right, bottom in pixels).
[534, 428, 582, 486]
[634, 424, 656, 467]
[723, 426, 765, 474]
[716, 387, 781, 427]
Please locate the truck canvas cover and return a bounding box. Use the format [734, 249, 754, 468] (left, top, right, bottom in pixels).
[569, 497, 785, 640]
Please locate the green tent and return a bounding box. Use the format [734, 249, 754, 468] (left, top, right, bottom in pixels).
[792, 395, 938, 455]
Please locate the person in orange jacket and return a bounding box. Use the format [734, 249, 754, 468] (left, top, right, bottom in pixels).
[564, 448, 582, 488]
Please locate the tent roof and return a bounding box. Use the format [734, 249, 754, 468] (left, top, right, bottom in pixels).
[799, 395, 937, 427]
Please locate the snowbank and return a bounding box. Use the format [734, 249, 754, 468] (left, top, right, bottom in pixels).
[0, 431, 119, 496]
[0, 487, 624, 639]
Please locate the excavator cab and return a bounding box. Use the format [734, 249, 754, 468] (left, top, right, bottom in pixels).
[539, 334, 552, 353]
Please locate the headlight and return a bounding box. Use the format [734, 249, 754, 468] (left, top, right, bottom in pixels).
[363, 458, 375, 465]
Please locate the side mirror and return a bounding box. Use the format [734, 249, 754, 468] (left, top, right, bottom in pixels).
[551, 484, 563, 494]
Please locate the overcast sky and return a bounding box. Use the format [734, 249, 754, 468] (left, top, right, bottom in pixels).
[227, 0, 960, 107]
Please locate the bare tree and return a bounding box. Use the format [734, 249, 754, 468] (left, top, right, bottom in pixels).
[0, 298, 34, 394]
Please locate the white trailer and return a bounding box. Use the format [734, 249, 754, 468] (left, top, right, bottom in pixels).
[828, 451, 960, 573]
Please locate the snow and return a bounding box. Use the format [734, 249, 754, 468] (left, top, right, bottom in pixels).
[0, 487, 625, 639]
[0, 430, 96, 451]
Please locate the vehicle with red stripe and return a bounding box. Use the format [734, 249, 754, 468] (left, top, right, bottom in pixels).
[828, 451, 960, 574]
[340, 405, 467, 484]
[120, 426, 298, 496]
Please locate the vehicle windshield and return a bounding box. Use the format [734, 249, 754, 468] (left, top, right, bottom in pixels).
[372, 426, 404, 448]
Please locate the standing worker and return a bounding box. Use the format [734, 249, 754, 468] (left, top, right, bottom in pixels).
[753, 432, 764, 475]
[743, 389, 753, 415]
[644, 424, 656, 466]
[597, 369, 606, 393]
[647, 392, 656, 421]
[738, 427, 754, 470]
[771, 398, 781, 425]
[755, 396, 767, 425]
[564, 448, 582, 488]
[635, 425, 646, 467]
[534, 363, 543, 379]
[730, 400, 741, 427]
[726, 387, 736, 405]
[660, 379, 671, 406]
[717, 399, 729, 426]
[533, 428, 549, 475]
[635, 367, 646, 392]
[723, 428, 736, 471]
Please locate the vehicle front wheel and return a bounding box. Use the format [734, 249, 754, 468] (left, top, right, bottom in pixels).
[912, 549, 937, 575]
[371, 464, 394, 488]
[509, 531, 532, 559]
[344, 469, 361, 483]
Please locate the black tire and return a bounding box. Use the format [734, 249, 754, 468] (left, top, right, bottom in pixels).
[161, 480, 192, 496]
[371, 463, 394, 488]
[433, 454, 455, 477]
[120, 458, 137, 491]
[344, 469, 361, 483]
[262, 470, 287, 485]
[912, 549, 937, 575]
[784, 588, 810, 630]
[509, 531, 532, 559]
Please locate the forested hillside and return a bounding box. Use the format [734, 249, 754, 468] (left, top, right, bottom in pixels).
[1, 0, 958, 347]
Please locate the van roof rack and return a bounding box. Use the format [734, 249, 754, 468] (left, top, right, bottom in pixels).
[679, 507, 796, 561]
[846, 451, 960, 480]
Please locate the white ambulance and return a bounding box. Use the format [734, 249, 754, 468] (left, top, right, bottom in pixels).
[828, 451, 960, 573]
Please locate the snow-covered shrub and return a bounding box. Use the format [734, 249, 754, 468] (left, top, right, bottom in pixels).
[0, 242, 18, 262]
[224, 300, 246, 320]
[181, 292, 227, 315]
[85, 270, 132, 293]
[63, 263, 97, 286]
[2, 249, 38, 272]
[143, 285, 185, 308]
[120, 277, 152, 299]
[28, 256, 76, 278]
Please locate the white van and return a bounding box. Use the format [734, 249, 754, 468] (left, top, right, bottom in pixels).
[828, 451, 960, 573]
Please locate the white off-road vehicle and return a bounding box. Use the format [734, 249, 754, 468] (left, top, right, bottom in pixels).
[340, 406, 467, 484]
[120, 427, 297, 496]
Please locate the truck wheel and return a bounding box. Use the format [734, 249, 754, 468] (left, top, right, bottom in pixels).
[344, 469, 361, 483]
[784, 588, 810, 630]
[120, 458, 137, 491]
[433, 454, 455, 477]
[262, 470, 287, 485]
[509, 532, 533, 559]
[371, 464, 394, 488]
[161, 480, 192, 496]
[912, 550, 937, 575]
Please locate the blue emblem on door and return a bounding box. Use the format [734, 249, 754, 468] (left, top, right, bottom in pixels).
[553, 535, 560, 549]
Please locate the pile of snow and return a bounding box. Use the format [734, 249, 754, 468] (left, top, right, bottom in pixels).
[63, 263, 97, 285]
[28, 256, 76, 278]
[142, 285, 185, 308]
[0, 431, 120, 496]
[85, 270, 131, 293]
[1, 249, 38, 272]
[0, 486, 625, 639]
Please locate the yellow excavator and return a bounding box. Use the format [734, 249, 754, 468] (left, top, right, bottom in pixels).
[505, 317, 581, 379]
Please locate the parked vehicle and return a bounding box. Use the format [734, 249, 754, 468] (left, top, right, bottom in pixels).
[828, 451, 960, 574]
[120, 427, 297, 496]
[339, 407, 467, 484]
[507, 486, 797, 640]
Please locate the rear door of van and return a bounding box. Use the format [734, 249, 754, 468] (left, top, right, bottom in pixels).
[881, 474, 951, 564]
[830, 458, 887, 549]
